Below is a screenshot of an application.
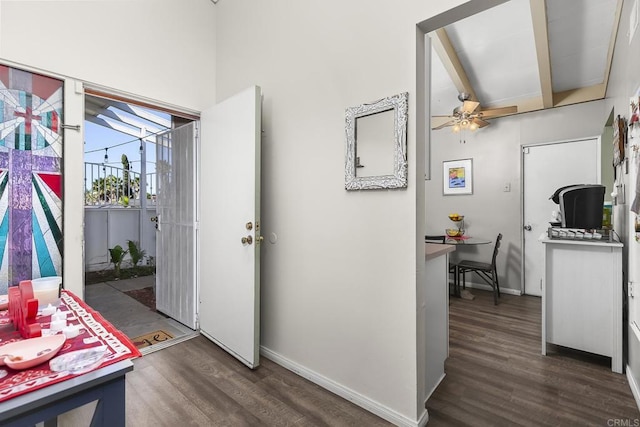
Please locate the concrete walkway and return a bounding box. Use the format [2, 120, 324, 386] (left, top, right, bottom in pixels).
[85, 276, 195, 350]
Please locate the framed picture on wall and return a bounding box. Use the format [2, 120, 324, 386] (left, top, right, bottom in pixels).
[443, 158, 473, 195]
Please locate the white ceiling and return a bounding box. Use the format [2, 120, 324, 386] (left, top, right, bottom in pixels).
[430, 0, 622, 126]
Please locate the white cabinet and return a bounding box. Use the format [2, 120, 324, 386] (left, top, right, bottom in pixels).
[541, 238, 623, 373]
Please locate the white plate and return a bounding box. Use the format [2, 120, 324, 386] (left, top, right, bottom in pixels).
[0, 295, 7, 310]
[0, 335, 66, 370]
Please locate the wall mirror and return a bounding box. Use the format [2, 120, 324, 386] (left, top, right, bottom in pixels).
[345, 92, 408, 190]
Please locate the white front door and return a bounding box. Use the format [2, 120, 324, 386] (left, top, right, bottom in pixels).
[199, 86, 262, 368]
[155, 122, 198, 329]
[522, 138, 600, 296]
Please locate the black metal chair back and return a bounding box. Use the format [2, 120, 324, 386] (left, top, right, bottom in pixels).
[491, 233, 503, 268]
[457, 233, 503, 304]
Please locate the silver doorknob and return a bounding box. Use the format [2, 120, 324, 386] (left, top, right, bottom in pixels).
[524, 224, 532, 231]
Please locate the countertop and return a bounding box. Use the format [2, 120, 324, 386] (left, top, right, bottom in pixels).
[425, 243, 455, 261]
[541, 237, 623, 248]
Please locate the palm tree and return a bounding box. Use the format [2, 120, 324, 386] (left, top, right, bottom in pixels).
[90, 175, 124, 203]
[122, 154, 131, 198]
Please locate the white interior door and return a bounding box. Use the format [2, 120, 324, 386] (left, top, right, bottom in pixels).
[199, 86, 261, 368]
[522, 138, 600, 296]
[155, 122, 198, 329]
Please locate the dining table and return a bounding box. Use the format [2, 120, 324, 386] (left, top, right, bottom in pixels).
[425, 235, 492, 298]
[0, 289, 141, 426]
[442, 236, 492, 245]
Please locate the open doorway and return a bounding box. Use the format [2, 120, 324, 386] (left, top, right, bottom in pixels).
[82, 92, 197, 353]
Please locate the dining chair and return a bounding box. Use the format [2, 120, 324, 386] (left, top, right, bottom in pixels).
[457, 233, 502, 304]
[425, 235, 459, 296]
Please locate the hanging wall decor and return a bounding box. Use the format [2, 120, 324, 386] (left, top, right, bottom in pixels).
[613, 114, 627, 167]
[345, 92, 408, 190]
[443, 158, 473, 195]
[0, 64, 64, 294]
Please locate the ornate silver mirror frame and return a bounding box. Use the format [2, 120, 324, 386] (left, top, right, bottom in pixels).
[345, 92, 408, 190]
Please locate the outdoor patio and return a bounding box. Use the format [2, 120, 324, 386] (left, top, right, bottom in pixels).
[84, 275, 197, 354]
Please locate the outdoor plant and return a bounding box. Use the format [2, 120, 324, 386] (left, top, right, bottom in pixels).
[127, 240, 146, 267]
[109, 245, 128, 278]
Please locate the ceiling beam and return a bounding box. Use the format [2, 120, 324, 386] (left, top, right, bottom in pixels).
[529, 0, 553, 109]
[85, 96, 168, 143]
[432, 96, 542, 130]
[85, 115, 157, 143]
[553, 84, 606, 107]
[430, 28, 478, 101]
[432, 84, 608, 130]
[108, 101, 172, 129]
[602, 0, 624, 95]
[511, 96, 545, 115]
[98, 107, 165, 136]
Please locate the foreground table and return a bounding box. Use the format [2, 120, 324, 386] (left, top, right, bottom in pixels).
[0, 359, 133, 426]
[0, 289, 140, 425]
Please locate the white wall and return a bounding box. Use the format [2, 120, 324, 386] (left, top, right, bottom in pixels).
[0, 0, 217, 112]
[427, 100, 608, 291]
[215, 0, 469, 424]
[0, 0, 216, 297]
[602, 0, 640, 405]
[0, 0, 511, 424]
[85, 207, 156, 271]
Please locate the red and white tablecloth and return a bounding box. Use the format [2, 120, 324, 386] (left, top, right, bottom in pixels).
[0, 290, 141, 402]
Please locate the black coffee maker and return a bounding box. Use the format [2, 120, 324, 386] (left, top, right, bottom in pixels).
[549, 184, 606, 229]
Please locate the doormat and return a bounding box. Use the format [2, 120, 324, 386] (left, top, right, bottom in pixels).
[124, 286, 156, 311]
[132, 330, 174, 349]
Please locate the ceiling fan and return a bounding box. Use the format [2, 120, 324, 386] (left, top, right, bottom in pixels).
[432, 93, 517, 132]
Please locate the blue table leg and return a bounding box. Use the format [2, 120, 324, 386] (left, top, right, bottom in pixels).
[1, 375, 127, 427]
[90, 375, 126, 426]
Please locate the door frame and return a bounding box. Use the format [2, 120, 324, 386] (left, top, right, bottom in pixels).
[520, 136, 602, 295]
[82, 84, 201, 323]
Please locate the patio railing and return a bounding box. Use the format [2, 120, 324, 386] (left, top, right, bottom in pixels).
[84, 162, 156, 207]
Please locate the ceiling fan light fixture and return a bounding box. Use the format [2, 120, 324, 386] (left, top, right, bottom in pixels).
[457, 92, 472, 102]
[432, 94, 516, 133]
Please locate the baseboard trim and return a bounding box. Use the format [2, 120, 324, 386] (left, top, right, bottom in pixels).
[463, 281, 522, 296]
[626, 365, 640, 412]
[260, 346, 427, 427]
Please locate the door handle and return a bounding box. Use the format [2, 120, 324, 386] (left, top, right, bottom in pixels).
[524, 224, 532, 231]
[241, 235, 253, 245]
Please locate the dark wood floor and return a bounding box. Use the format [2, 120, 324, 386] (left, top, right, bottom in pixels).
[60, 289, 640, 426]
[60, 334, 392, 426]
[427, 289, 640, 426]
[123, 336, 393, 426]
